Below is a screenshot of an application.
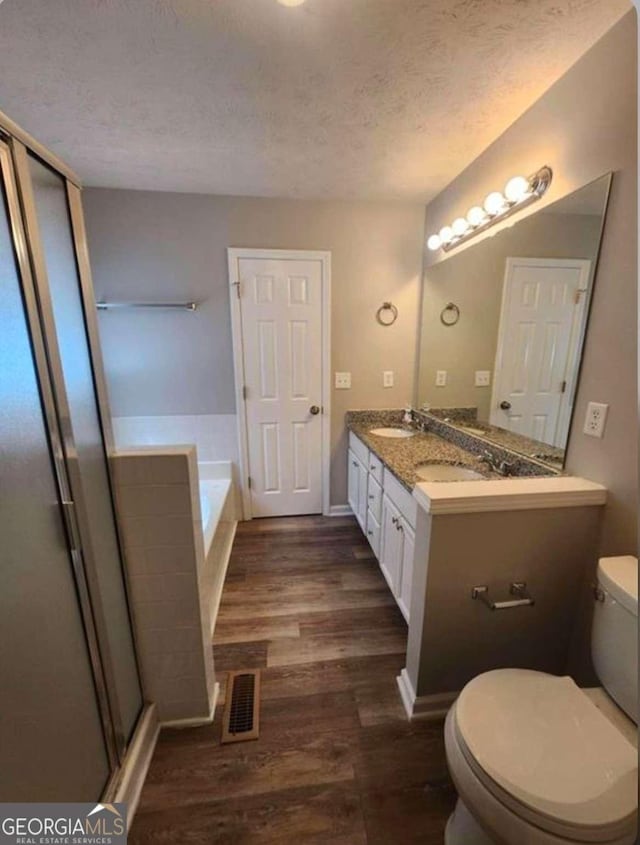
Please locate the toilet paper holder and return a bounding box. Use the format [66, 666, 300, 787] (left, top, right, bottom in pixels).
[472, 582, 535, 610]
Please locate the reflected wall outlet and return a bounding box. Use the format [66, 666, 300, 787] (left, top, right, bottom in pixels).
[475, 370, 491, 387]
[335, 372, 351, 389]
[383, 370, 394, 388]
[583, 402, 608, 438]
[435, 370, 447, 387]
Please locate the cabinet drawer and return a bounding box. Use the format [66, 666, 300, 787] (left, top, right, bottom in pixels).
[349, 432, 369, 467]
[368, 452, 383, 484]
[366, 509, 381, 558]
[383, 468, 417, 530]
[367, 475, 382, 523]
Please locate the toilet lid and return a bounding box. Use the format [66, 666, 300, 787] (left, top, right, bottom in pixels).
[455, 669, 638, 838]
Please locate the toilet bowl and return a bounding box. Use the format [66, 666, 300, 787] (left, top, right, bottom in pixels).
[443, 557, 638, 845]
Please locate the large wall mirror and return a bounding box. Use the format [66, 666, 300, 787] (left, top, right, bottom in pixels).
[416, 173, 612, 470]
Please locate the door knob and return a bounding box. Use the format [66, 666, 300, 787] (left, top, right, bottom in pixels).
[310, 405, 320, 415]
[499, 400, 512, 410]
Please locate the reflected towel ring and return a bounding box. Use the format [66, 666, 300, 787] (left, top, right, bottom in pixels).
[440, 302, 460, 326]
[376, 301, 398, 326]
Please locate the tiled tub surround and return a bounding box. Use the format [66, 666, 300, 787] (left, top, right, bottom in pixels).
[345, 409, 556, 490]
[112, 447, 237, 725]
[112, 413, 243, 517]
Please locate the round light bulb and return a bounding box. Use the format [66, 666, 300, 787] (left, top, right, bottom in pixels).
[504, 175, 530, 203]
[427, 234, 442, 251]
[439, 225, 454, 244]
[484, 191, 507, 216]
[452, 217, 469, 237]
[466, 206, 487, 227]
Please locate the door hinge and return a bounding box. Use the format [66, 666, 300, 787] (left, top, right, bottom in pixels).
[232, 280, 241, 299]
[561, 380, 567, 393]
[242, 385, 248, 401]
[574, 288, 587, 305]
[247, 476, 252, 489]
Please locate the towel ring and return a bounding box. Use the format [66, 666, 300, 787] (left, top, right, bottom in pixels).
[376, 301, 398, 326]
[440, 302, 460, 326]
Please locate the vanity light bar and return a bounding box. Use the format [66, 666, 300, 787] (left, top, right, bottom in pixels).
[427, 165, 553, 253]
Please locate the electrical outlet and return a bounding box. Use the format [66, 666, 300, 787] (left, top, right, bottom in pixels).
[475, 370, 491, 387]
[435, 370, 447, 387]
[583, 402, 609, 438]
[383, 370, 394, 388]
[335, 372, 351, 389]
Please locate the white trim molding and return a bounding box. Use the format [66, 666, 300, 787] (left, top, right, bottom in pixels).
[329, 504, 353, 517]
[227, 248, 332, 519]
[397, 670, 458, 721]
[161, 681, 219, 729]
[111, 703, 160, 829]
[413, 475, 607, 516]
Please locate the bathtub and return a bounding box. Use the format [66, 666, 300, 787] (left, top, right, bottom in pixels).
[198, 461, 234, 558]
[197, 460, 237, 637]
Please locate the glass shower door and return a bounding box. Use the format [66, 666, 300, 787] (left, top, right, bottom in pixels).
[18, 151, 143, 749]
[0, 140, 111, 800]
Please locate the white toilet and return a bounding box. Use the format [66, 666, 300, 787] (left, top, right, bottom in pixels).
[444, 556, 638, 845]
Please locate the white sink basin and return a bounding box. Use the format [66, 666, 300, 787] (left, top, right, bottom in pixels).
[415, 464, 484, 482]
[370, 427, 416, 439]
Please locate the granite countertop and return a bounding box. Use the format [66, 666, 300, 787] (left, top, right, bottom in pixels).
[346, 410, 497, 491]
[427, 408, 564, 469]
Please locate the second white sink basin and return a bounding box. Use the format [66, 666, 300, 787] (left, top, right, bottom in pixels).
[370, 427, 416, 439]
[415, 464, 484, 482]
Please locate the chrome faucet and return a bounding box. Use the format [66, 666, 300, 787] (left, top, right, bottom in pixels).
[478, 450, 514, 477]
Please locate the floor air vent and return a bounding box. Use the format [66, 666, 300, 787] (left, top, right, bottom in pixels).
[221, 670, 261, 744]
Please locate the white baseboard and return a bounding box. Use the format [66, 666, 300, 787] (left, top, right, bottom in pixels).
[160, 682, 219, 729]
[111, 703, 160, 829]
[397, 669, 458, 720]
[328, 505, 353, 517]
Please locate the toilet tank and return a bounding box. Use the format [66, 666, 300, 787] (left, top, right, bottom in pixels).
[591, 556, 638, 723]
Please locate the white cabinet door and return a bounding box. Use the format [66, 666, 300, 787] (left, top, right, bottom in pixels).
[347, 449, 361, 516]
[397, 520, 415, 622]
[380, 494, 402, 593]
[348, 449, 368, 530]
[356, 460, 368, 529]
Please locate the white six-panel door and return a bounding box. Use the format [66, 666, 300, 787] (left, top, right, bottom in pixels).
[230, 251, 328, 518]
[491, 257, 591, 447]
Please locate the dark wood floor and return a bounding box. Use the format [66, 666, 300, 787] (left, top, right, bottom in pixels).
[130, 516, 455, 844]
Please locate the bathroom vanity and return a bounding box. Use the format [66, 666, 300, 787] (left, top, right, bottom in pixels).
[347, 409, 607, 720]
[344, 171, 615, 720]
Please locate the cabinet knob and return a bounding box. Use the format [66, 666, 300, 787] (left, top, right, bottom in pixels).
[391, 516, 398, 525]
[369, 494, 375, 500]
[352, 460, 358, 467]
[367, 530, 373, 536]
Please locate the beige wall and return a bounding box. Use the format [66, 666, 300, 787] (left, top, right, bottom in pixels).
[422, 11, 637, 554]
[418, 211, 604, 419]
[407, 505, 604, 700]
[84, 191, 425, 507]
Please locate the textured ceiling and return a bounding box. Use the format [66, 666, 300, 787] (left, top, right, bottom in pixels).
[0, 0, 631, 200]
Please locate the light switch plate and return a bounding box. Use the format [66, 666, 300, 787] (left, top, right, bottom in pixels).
[436, 370, 447, 387]
[335, 371, 351, 389]
[583, 402, 608, 438]
[383, 370, 394, 388]
[475, 370, 491, 387]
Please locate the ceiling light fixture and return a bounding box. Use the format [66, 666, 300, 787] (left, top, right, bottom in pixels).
[277, 0, 306, 6]
[427, 165, 553, 253]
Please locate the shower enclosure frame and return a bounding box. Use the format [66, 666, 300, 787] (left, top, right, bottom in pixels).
[0, 108, 157, 807]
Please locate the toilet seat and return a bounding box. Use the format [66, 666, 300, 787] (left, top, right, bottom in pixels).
[452, 669, 638, 842]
